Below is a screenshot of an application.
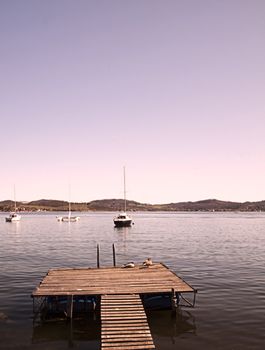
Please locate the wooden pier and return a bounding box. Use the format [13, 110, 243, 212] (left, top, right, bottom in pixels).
[101, 294, 155, 349]
[32, 263, 195, 296]
[32, 263, 197, 349]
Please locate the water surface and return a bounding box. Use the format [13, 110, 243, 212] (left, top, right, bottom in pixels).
[0, 211, 265, 349]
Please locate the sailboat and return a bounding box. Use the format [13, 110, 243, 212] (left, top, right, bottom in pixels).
[57, 186, 80, 222]
[113, 167, 133, 227]
[5, 186, 21, 222]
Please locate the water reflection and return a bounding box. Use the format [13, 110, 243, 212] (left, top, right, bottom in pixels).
[114, 226, 131, 253]
[148, 308, 196, 340]
[32, 317, 100, 349]
[6, 220, 21, 235]
[1, 211, 265, 349]
[31, 308, 196, 349]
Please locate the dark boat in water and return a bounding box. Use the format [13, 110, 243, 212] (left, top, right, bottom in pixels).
[113, 212, 132, 227]
[113, 167, 133, 227]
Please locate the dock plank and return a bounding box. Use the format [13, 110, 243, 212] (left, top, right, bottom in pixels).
[101, 294, 155, 350]
[32, 263, 194, 297]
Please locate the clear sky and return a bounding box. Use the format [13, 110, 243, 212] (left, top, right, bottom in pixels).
[1, 0, 265, 204]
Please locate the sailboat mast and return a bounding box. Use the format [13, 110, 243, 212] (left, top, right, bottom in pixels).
[14, 185, 17, 212]
[123, 166, 126, 212]
[68, 185, 71, 218]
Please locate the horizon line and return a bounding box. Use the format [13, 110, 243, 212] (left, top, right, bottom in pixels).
[1, 198, 265, 205]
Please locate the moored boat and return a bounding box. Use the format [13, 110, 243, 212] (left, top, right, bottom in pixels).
[5, 186, 21, 222]
[114, 212, 132, 227]
[5, 212, 21, 222]
[113, 167, 133, 227]
[57, 185, 80, 222]
[57, 215, 80, 222]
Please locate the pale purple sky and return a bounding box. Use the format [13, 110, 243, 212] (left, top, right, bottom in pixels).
[1, 0, 265, 204]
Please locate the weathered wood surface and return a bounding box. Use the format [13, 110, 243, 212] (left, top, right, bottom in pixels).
[32, 263, 194, 296]
[101, 294, 155, 350]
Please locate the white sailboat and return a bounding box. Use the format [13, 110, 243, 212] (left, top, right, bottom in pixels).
[113, 167, 133, 227]
[57, 186, 80, 222]
[5, 186, 21, 222]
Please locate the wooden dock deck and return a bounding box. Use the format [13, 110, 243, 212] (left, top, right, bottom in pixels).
[32, 263, 195, 296]
[32, 263, 197, 350]
[101, 294, 155, 350]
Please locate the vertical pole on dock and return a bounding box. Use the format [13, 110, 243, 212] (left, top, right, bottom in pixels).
[171, 288, 180, 312]
[112, 243, 116, 267]
[97, 244, 100, 268]
[171, 288, 177, 312]
[67, 300, 74, 347]
[67, 295, 73, 319]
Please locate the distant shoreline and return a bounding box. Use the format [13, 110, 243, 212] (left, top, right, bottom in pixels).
[1, 198, 265, 212]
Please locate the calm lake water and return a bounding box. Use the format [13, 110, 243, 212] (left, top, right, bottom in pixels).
[0, 211, 265, 349]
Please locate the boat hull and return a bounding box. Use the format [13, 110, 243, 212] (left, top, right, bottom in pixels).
[6, 218, 20, 222]
[61, 216, 80, 222]
[5, 214, 21, 222]
[113, 219, 132, 227]
[57, 215, 80, 222]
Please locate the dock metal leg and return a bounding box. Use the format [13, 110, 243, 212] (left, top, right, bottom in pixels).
[171, 288, 180, 312]
[112, 243, 116, 267]
[67, 295, 73, 319]
[97, 244, 100, 268]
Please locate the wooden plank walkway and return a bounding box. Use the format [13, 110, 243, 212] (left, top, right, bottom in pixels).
[32, 263, 194, 296]
[32, 263, 197, 348]
[101, 294, 155, 350]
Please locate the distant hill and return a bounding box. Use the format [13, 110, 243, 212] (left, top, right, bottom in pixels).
[28, 199, 68, 208]
[87, 199, 154, 211]
[1, 198, 265, 212]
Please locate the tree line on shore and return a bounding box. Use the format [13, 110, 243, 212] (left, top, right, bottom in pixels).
[1, 198, 265, 212]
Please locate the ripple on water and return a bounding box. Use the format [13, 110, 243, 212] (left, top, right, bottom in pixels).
[1, 211, 265, 349]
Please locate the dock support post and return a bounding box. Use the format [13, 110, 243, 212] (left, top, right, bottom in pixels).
[112, 243, 116, 267]
[66, 295, 73, 319]
[171, 288, 180, 312]
[97, 244, 100, 268]
[193, 290, 197, 307]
